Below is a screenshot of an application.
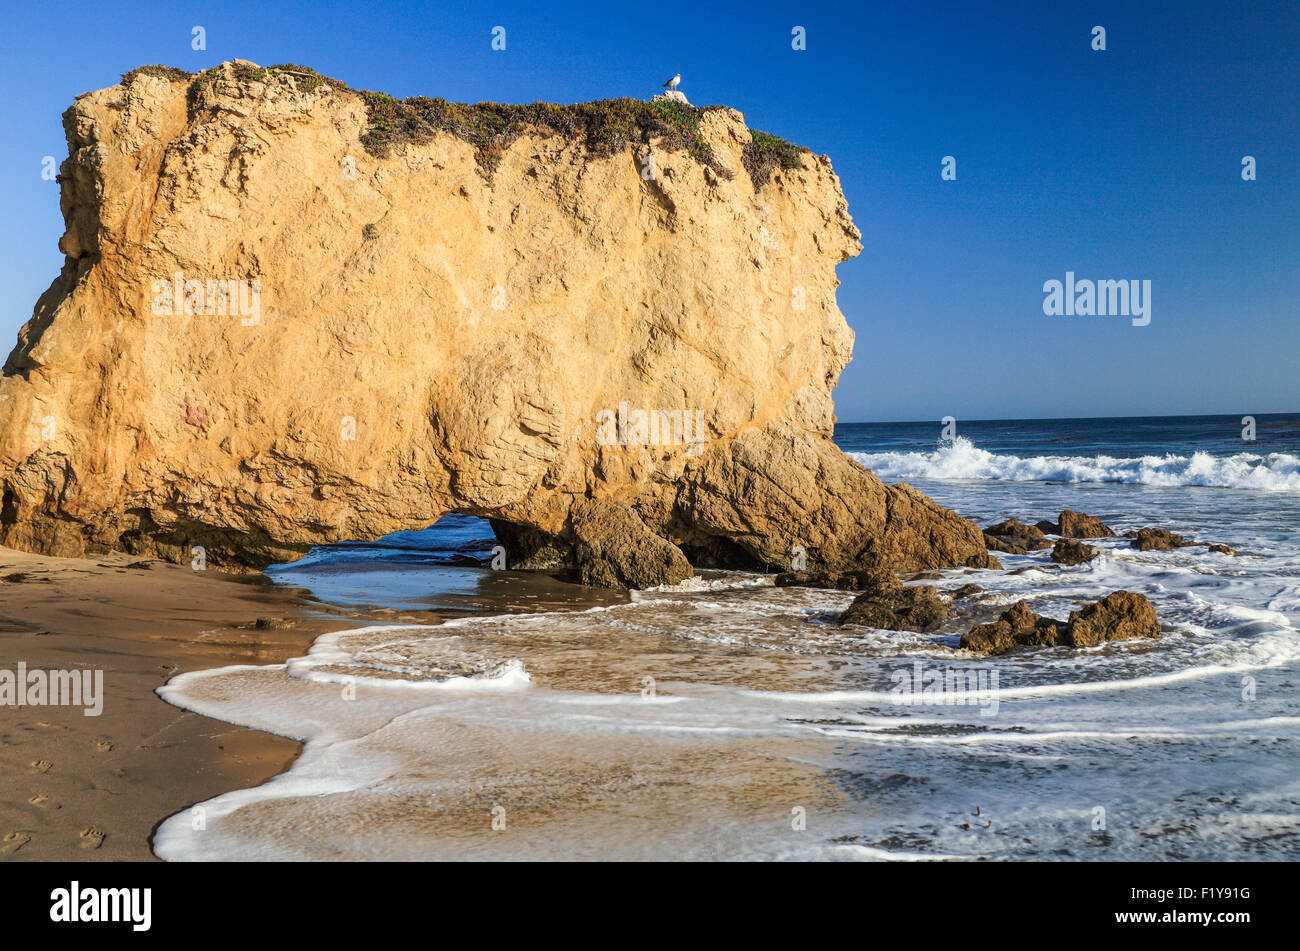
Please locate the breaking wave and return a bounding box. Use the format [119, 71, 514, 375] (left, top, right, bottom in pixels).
[850, 437, 1300, 491]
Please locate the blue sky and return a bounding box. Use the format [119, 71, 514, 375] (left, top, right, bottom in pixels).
[1, 0, 1296, 422]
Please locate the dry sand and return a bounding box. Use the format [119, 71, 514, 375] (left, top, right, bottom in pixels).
[0, 547, 358, 861]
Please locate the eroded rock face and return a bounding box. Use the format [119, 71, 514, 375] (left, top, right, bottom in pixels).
[0, 62, 996, 581]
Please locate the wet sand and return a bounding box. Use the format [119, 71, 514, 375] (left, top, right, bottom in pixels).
[0, 547, 358, 861]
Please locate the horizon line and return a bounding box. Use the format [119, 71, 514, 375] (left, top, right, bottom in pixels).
[836, 411, 1298, 426]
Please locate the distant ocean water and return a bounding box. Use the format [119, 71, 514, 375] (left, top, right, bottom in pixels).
[154, 414, 1300, 861]
[837, 414, 1300, 491]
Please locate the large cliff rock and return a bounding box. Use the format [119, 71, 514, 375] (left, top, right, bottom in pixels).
[0, 62, 996, 581]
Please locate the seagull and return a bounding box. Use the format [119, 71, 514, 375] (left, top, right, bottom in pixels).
[663, 73, 681, 91]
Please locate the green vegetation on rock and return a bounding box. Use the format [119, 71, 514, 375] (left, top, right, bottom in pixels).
[358, 93, 736, 177]
[122, 62, 806, 186]
[120, 65, 193, 85]
[742, 129, 806, 187]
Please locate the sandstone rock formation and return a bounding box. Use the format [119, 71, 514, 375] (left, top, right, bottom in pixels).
[0, 62, 997, 584]
[960, 591, 1160, 654]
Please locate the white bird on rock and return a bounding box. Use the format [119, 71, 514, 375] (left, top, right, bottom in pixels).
[663, 73, 681, 91]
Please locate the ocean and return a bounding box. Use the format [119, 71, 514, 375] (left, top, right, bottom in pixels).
[152, 414, 1300, 860]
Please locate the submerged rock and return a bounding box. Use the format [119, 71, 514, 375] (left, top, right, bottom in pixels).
[960, 591, 1160, 654]
[1050, 538, 1100, 565]
[1207, 543, 1239, 555]
[0, 61, 998, 587]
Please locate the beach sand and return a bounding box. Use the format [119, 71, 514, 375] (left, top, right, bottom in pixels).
[0, 547, 357, 861]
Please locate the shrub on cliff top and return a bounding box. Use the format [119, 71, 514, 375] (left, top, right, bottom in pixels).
[743, 129, 806, 187]
[120, 65, 193, 85]
[159, 61, 807, 186]
[358, 93, 736, 177]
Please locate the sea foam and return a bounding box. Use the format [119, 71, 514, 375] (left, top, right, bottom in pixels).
[850, 437, 1300, 490]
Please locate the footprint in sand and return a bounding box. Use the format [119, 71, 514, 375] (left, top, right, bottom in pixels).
[30, 759, 52, 773]
[78, 827, 105, 850]
[28, 793, 60, 809]
[94, 739, 114, 754]
[1, 833, 31, 855]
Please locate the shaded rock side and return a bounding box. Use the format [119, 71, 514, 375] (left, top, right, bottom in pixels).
[570, 498, 692, 589]
[0, 62, 996, 580]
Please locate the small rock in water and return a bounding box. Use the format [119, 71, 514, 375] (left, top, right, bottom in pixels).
[982, 518, 1052, 554]
[959, 591, 1160, 654]
[1051, 538, 1100, 565]
[1063, 590, 1161, 648]
[1057, 509, 1115, 538]
[1127, 527, 1190, 551]
[838, 571, 951, 632]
